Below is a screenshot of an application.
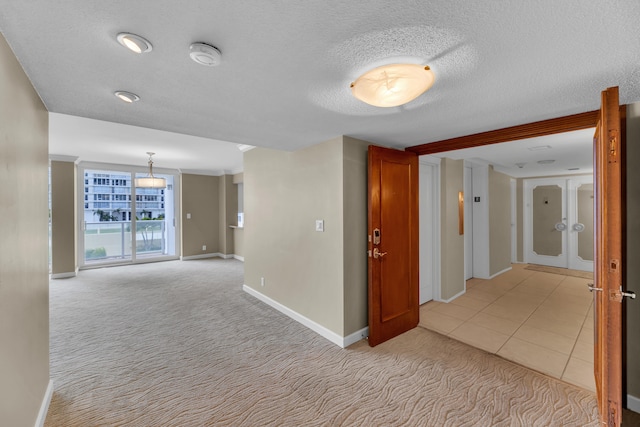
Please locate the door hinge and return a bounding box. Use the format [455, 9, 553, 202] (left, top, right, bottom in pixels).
[608, 134, 618, 163]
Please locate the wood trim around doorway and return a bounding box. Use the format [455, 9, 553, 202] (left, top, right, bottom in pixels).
[405, 110, 599, 155]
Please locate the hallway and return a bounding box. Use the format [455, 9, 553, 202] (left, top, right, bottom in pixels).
[419, 264, 594, 392]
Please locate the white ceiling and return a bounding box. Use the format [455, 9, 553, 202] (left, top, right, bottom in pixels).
[431, 129, 595, 178]
[1, 1, 639, 174]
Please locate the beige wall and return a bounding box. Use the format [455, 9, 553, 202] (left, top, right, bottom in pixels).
[218, 175, 237, 256]
[516, 179, 524, 262]
[626, 102, 640, 403]
[244, 136, 369, 336]
[440, 158, 465, 300]
[181, 174, 220, 257]
[342, 137, 369, 335]
[0, 33, 50, 426]
[488, 168, 512, 275]
[233, 228, 244, 258]
[51, 160, 76, 275]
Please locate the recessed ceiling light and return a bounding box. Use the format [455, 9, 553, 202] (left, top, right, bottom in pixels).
[116, 32, 153, 54]
[350, 64, 435, 107]
[114, 91, 140, 103]
[527, 145, 552, 151]
[537, 159, 555, 165]
[189, 43, 222, 66]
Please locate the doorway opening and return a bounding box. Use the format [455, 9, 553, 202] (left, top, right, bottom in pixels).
[411, 118, 598, 392]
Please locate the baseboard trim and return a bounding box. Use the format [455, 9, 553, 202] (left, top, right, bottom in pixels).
[489, 266, 513, 279]
[243, 285, 364, 348]
[439, 289, 466, 303]
[343, 327, 369, 347]
[181, 253, 223, 261]
[628, 394, 640, 413]
[50, 271, 77, 279]
[233, 255, 244, 262]
[35, 379, 53, 427]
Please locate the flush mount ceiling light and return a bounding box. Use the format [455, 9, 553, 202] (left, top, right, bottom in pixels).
[189, 42, 222, 66]
[114, 91, 140, 103]
[350, 64, 435, 107]
[135, 152, 166, 188]
[116, 32, 153, 53]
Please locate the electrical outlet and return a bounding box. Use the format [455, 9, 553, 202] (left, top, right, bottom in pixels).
[260, 277, 265, 287]
[202, 245, 206, 251]
[315, 219, 324, 232]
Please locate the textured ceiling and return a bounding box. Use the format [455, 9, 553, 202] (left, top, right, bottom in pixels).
[1, 1, 639, 173]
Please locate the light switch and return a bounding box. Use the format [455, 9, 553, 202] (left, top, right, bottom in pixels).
[187, 213, 191, 219]
[315, 220, 324, 232]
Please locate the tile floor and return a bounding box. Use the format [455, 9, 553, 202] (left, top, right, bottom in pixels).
[419, 263, 595, 392]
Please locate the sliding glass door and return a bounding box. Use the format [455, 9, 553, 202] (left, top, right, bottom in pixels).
[134, 173, 176, 259]
[80, 164, 179, 267]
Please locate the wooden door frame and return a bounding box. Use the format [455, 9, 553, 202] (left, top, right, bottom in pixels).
[406, 110, 599, 155]
[406, 103, 627, 422]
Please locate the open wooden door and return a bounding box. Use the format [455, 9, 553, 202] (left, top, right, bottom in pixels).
[593, 86, 627, 426]
[367, 145, 419, 347]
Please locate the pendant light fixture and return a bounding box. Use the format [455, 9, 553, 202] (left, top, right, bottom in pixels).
[135, 152, 166, 188]
[350, 64, 435, 107]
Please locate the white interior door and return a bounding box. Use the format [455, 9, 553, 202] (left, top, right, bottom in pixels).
[567, 176, 594, 271]
[524, 176, 593, 271]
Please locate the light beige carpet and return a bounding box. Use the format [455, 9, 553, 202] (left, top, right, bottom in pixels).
[525, 264, 594, 279]
[46, 259, 600, 426]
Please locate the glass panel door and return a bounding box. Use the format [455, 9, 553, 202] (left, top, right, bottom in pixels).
[134, 173, 176, 259]
[83, 169, 133, 264]
[80, 165, 178, 266]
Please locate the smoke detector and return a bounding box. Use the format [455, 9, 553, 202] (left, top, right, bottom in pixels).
[189, 43, 221, 66]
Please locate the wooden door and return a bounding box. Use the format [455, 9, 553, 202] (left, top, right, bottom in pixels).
[593, 86, 624, 426]
[367, 145, 419, 347]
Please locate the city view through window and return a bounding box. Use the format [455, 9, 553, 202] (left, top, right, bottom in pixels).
[83, 168, 176, 264]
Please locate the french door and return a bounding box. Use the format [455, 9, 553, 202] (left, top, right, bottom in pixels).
[79, 163, 179, 266]
[524, 175, 593, 271]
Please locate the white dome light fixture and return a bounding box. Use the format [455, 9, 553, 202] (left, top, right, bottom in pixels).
[135, 152, 166, 189]
[189, 42, 222, 66]
[114, 91, 140, 103]
[116, 32, 153, 54]
[351, 64, 435, 107]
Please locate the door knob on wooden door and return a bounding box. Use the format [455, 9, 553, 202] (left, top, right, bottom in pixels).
[373, 248, 387, 259]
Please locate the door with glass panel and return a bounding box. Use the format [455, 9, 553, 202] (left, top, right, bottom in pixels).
[524, 176, 593, 271]
[134, 172, 176, 259]
[81, 167, 176, 265]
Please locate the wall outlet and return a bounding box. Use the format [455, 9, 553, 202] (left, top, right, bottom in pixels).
[187, 213, 191, 219]
[315, 219, 324, 232]
[260, 277, 265, 287]
[202, 245, 206, 251]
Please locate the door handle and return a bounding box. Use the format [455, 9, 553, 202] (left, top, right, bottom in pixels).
[373, 248, 387, 259]
[572, 223, 585, 232]
[554, 222, 567, 231]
